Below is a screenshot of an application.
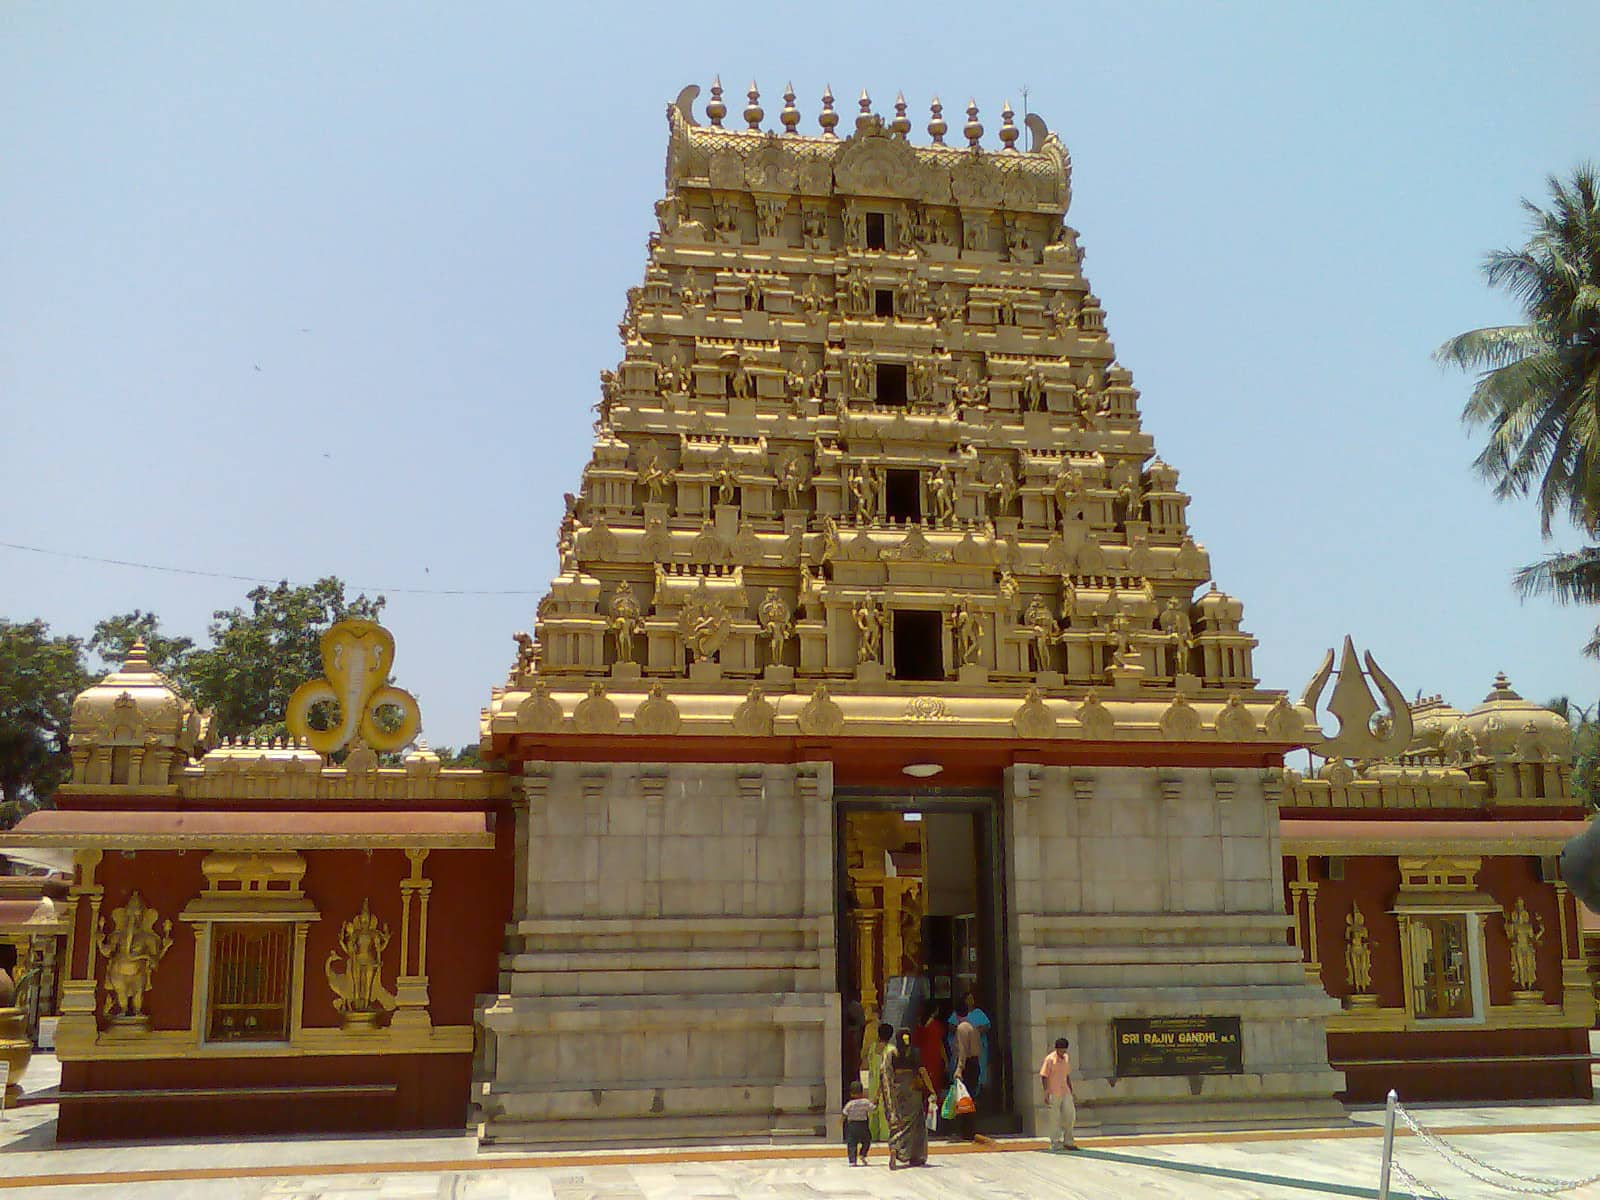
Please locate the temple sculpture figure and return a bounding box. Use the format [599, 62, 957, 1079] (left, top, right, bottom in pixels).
[98, 892, 172, 1023]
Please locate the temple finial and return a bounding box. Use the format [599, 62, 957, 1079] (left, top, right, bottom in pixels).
[999, 100, 1019, 151]
[780, 82, 800, 134]
[890, 91, 911, 138]
[819, 84, 839, 137]
[706, 76, 727, 128]
[964, 99, 983, 148]
[744, 81, 763, 131]
[855, 88, 874, 135]
[928, 96, 947, 145]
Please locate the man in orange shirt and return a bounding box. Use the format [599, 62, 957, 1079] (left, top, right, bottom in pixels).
[1038, 1036, 1077, 1151]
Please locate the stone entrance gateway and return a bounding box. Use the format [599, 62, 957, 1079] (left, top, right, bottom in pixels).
[838, 793, 1015, 1127]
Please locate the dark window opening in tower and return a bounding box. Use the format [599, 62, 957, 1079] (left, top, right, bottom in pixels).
[876, 363, 907, 406]
[893, 610, 944, 681]
[866, 211, 887, 250]
[885, 469, 921, 522]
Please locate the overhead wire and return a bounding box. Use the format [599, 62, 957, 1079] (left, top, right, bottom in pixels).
[0, 539, 540, 597]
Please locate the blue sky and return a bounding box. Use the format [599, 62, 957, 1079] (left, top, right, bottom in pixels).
[3, 2, 1598, 749]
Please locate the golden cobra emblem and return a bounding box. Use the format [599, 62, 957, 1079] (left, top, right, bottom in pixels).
[285, 620, 421, 755]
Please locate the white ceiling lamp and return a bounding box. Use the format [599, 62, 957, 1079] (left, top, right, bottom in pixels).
[902, 762, 943, 778]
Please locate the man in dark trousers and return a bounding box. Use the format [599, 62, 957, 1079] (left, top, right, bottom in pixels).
[952, 1003, 982, 1141]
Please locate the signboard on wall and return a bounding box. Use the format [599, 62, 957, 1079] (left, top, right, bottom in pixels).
[1112, 1016, 1243, 1077]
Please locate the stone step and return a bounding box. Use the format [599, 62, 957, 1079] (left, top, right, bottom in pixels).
[478, 1112, 826, 1148]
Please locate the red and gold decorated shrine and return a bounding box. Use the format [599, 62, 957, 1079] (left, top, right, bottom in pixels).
[1, 632, 510, 1140]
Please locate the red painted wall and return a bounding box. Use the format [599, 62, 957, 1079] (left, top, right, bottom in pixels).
[58, 1053, 471, 1140]
[1329, 1027, 1589, 1103]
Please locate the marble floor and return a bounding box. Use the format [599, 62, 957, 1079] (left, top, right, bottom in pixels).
[3, 1052, 1598, 1199]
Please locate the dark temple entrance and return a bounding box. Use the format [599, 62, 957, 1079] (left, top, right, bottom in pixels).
[836, 791, 1014, 1131]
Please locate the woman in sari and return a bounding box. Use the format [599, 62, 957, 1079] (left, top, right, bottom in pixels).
[864, 1022, 892, 1145]
[911, 1005, 948, 1134]
[876, 1026, 936, 1168]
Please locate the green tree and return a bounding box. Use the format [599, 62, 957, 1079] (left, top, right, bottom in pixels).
[1546, 696, 1600, 811]
[88, 610, 196, 687]
[1436, 165, 1600, 655]
[186, 578, 385, 740]
[434, 744, 483, 769]
[0, 620, 89, 826]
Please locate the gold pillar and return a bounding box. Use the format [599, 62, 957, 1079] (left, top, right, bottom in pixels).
[392, 848, 433, 1033]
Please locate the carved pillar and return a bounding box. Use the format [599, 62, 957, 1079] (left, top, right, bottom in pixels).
[739, 769, 764, 914]
[521, 766, 551, 920]
[580, 772, 606, 916]
[1288, 856, 1321, 983]
[641, 771, 667, 919]
[392, 848, 433, 1033]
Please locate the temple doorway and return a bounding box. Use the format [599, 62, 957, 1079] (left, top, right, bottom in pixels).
[836, 793, 1013, 1129]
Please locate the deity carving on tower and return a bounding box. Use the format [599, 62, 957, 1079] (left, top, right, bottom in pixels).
[947, 600, 983, 668]
[854, 597, 885, 664]
[758, 589, 794, 664]
[609, 583, 645, 664]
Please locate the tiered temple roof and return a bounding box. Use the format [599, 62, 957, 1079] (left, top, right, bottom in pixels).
[485, 83, 1317, 744]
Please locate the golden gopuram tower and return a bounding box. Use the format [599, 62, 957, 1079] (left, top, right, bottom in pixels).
[474, 82, 1344, 1145]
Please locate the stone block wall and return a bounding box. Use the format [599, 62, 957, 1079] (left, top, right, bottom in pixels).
[475, 760, 840, 1146]
[1004, 763, 1344, 1133]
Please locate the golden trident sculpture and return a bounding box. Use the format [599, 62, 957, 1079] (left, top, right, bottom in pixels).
[286, 619, 421, 756]
[1300, 636, 1412, 760]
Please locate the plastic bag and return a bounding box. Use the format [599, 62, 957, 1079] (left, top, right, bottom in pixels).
[940, 1082, 960, 1121]
[926, 1097, 938, 1130]
[953, 1078, 976, 1116]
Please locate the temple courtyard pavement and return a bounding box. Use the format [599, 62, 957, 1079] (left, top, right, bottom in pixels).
[3, 1054, 1600, 1199]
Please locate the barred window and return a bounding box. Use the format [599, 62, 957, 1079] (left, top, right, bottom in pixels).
[1405, 914, 1475, 1019]
[206, 922, 293, 1042]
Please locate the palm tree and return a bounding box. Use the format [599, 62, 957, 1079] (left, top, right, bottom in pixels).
[1437, 165, 1600, 655]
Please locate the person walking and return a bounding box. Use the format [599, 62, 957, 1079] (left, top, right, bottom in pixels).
[842, 1080, 874, 1165]
[1038, 1036, 1077, 1151]
[952, 1004, 982, 1142]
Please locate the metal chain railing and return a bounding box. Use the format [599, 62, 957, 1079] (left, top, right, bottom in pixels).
[1377, 1089, 1600, 1198]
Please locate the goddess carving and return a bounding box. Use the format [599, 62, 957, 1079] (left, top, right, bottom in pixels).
[1502, 897, 1545, 992]
[946, 600, 982, 667]
[855, 597, 884, 664]
[1024, 596, 1061, 673]
[758, 589, 794, 663]
[326, 899, 397, 1026]
[99, 892, 173, 1021]
[609, 583, 644, 663]
[1345, 904, 1373, 994]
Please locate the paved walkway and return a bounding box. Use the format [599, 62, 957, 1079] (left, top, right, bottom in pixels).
[3, 1054, 1598, 1199]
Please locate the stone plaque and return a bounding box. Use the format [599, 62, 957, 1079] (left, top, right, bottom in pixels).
[1112, 1016, 1243, 1077]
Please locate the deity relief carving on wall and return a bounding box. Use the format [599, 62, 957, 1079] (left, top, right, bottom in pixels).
[99, 892, 173, 1026]
[326, 899, 397, 1029]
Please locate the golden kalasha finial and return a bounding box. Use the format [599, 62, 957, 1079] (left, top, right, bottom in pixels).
[706, 76, 727, 128]
[819, 84, 839, 137]
[964, 99, 983, 148]
[855, 88, 874, 135]
[890, 91, 911, 138]
[744, 81, 763, 130]
[928, 96, 947, 145]
[780, 82, 800, 134]
[998, 100, 1019, 151]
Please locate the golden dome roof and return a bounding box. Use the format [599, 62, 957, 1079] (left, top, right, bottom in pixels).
[67, 640, 206, 785]
[1456, 673, 1571, 763]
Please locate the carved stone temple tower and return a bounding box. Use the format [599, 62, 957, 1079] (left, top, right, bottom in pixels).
[473, 83, 1344, 1145]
